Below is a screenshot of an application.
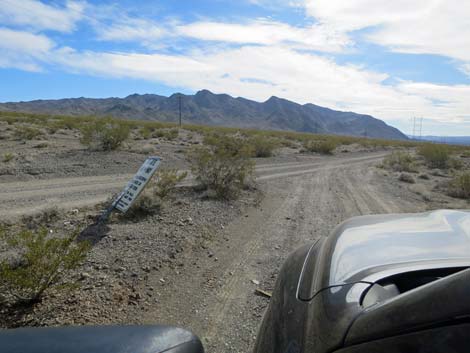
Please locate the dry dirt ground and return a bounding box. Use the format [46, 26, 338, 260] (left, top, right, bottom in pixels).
[0, 125, 468, 353]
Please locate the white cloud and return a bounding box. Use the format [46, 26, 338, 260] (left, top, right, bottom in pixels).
[176, 20, 350, 52]
[95, 18, 350, 53]
[0, 0, 85, 32]
[96, 17, 165, 42]
[0, 28, 55, 71]
[303, 0, 470, 63]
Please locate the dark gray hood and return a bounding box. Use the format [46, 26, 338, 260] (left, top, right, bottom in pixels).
[325, 209, 470, 286]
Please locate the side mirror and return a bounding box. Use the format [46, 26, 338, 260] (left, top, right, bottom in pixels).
[0, 325, 204, 353]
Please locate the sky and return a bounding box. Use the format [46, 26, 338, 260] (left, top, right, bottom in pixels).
[0, 1, 470, 136]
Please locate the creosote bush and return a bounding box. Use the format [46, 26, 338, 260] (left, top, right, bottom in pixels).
[303, 139, 337, 155]
[80, 118, 130, 151]
[13, 126, 43, 141]
[382, 151, 416, 172]
[418, 144, 450, 169]
[124, 168, 187, 218]
[448, 172, 470, 199]
[153, 169, 188, 199]
[0, 228, 89, 304]
[187, 134, 255, 199]
[124, 192, 162, 219]
[248, 136, 279, 157]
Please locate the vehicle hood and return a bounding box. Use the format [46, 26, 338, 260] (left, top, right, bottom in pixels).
[324, 209, 470, 286]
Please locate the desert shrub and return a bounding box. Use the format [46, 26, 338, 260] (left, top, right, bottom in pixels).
[303, 139, 337, 155]
[153, 169, 188, 199]
[187, 135, 255, 199]
[13, 126, 43, 140]
[166, 128, 179, 140]
[382, 151, 416, 172]
[447, 172, 470, 199]
[418, 144, 450, 169]
[398, 173, 415, 184]
[0, 228, 89, 304]
[153, 128, 179, 140]
[21, 207, 59, 229]
[123, 192, 162, 219]
[3, 153, 14, 163]
[448, 158, 464, 170]
[248, 136, 279, 157]
[80, 118, 130, 151]
[139, 126, 153, 139]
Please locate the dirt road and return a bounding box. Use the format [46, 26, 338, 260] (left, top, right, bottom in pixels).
[0, 150, 440, 352]
[123, 150, 422, 353]
[0, 152, 386, 220]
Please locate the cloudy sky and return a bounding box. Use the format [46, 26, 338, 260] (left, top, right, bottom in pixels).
[0, 0, 469, 136]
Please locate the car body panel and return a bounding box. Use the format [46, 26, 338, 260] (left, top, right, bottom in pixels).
[327, 210, 470, 285]
[254, 209, 470, 353]
[0, 325, 204, 353]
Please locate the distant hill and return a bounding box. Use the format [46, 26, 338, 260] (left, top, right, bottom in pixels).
[0, 90, 407, 140]
[408, 135, 470, 146]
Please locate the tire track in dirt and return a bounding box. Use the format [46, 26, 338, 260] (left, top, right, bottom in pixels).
[138, 152, 393, 353]
[0, 153, 387, 220]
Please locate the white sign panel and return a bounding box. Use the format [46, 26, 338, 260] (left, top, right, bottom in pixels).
[113, 156, 161, 213]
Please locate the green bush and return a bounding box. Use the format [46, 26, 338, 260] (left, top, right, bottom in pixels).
[303, 139, 337, 155]
[248, 136, 279, 157]
[13, 126, 43, 140]
[80, 118, 130, 151]
[448, 172, 470, 199]
[139, 126, 153, 139]
[418, 144, 450, 169]
[153, 128, 179, 140]
[382, 151, 416, 172]
[153, 169, 188, 199]
[187, 135, 255, 199]
[0, 228, 89, 304]
[3, 153, 14, 163]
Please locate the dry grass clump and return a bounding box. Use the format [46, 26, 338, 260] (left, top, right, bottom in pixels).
[2, 153, 14, 163]
[448, 172, 470, 199]
[398, 173, 415, 184]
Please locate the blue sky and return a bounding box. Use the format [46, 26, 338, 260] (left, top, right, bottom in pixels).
[0, 0, 469, 136]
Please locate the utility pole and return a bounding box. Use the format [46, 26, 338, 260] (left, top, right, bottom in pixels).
[419, 117, 423, 140]
[178, 94, 182, 127]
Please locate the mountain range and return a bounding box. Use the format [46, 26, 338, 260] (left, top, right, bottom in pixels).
[0, 90, 407, 140]
[408, 135, 470, 146]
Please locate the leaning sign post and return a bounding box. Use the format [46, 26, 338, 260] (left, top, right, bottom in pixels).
[99, 156, 161, 223]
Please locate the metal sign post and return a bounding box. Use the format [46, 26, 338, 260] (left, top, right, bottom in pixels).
[98, 156, 161, 224]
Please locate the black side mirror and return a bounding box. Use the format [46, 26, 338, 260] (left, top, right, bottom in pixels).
[0, 325, 204, 353]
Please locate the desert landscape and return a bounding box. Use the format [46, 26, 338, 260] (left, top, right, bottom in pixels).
[0, 112, 469, 353]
